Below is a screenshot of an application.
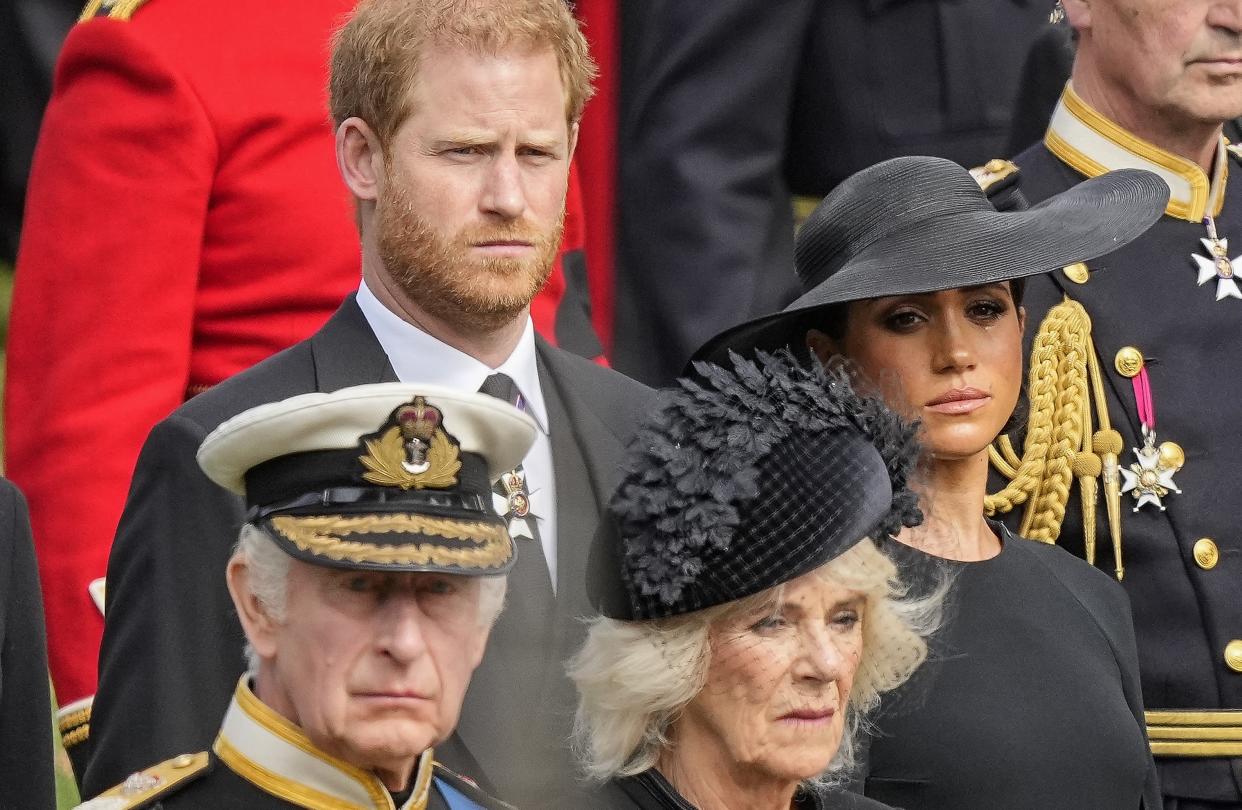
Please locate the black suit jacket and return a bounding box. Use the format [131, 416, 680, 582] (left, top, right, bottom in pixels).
[83, 296, 653, 804]
[0, 479, 56, 810]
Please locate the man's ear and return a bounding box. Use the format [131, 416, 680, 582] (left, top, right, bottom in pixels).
[226, 555, 279, 661]
[567, 120, 580, 161]
[805, 328, 842, 366]
[336, 116, 385, 202]
[1017, 305, 1027, 335]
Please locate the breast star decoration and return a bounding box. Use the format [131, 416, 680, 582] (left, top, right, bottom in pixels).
[1119, 435, 1181, 512]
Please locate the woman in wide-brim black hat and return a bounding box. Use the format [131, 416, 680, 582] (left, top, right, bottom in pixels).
[568, 351, 942, 810]
[693, 156, 1166, 809]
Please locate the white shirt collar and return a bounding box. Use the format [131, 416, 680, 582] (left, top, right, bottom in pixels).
[356, 280, 549, 435]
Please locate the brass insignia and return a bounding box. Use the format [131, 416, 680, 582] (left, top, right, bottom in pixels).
[359, 397, 461, 490]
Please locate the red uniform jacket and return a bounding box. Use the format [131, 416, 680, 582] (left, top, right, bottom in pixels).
[6, 0, 600, 703]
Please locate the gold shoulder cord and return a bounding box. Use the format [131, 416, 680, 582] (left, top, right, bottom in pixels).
[986, 296, 1126, 579]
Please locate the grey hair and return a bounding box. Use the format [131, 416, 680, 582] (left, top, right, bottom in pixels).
[567, 538, 942, 785]
[231, 523, 508, 674]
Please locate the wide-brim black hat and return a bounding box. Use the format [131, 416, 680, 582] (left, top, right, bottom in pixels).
[588, 351, 923, 621]
[198, 384, 536, 576]
[692, 156, 1169, 366]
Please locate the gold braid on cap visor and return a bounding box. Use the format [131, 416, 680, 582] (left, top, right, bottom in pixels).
[268, 514, 511, 569]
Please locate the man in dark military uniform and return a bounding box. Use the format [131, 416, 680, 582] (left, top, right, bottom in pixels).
[79, 384, 533, 809]
[983, 3, 1242, 807]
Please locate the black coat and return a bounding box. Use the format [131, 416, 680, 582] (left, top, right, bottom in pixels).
[612, 0, 1052, 385]
[82, 296, 654, 807]
[1006, 143, 1242, 804]
[589, 769, 895, 810]
[0, 479, 56, 810]
[859, 529, 1159, 809]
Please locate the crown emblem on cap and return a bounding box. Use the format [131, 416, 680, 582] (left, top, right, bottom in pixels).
[360, 396, 461, 490]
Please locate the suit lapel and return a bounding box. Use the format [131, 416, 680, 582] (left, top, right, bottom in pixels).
[309, 294, 398, 392]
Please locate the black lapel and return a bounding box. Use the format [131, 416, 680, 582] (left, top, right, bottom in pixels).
[309, 294, 399, 391]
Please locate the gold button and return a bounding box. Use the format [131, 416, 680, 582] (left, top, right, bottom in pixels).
[1063, 262, 1090, 284]
[1114, 346, 1145, 378]
[1158, 441, 1186, 471]
[1226, 640, 1242, 673]
[985, 158, 1011, 173]
[172, 754, 195, 769]
[1194, 538, 1219, 570]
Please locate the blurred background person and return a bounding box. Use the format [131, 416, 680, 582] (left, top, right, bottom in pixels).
[608, 0, 1053, 386]
[695, 156, 1168, 808]
[0, 478, 56, 809]
[572, 351, 936, 809]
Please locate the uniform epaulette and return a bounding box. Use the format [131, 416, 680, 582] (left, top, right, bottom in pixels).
[969, 158, 1019, 191]
[433, 761, 517, 810]
[970, 159, 1027, 212]
[76, 752, 210, 809]
[78, 0, 153, 22]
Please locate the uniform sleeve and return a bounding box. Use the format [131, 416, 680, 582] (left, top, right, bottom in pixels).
[610, 0, 814, 384]
[0, 482, 57, 809]
[82, 414, 248, 798]
[4, 18, 217, 703]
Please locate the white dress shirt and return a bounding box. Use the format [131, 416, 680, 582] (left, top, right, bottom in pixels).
[356, 280, 559, 589]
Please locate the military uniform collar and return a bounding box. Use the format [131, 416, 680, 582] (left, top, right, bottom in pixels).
[1045, 83, 1229, 222]
[213, 677, 436, 810]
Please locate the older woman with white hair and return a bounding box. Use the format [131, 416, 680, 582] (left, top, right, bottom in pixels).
[570, 352, 940, 810]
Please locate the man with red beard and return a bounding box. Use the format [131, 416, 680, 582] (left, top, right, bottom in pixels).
[81, 1, 652, 807]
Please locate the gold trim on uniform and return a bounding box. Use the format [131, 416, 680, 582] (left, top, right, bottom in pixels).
[214, 678, 435, 810]
[269, 514, 511, 568]
[77, 752, 209, 808]
[1045, 84, 1229, 222]
[57, 696, 93, 749]
[1146, 709, 1242, 757]
[79, 0, 151, 21]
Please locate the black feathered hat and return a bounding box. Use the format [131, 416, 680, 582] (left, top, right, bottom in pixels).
[691, 156, 1169, 366]
[588, 351, 922, 621]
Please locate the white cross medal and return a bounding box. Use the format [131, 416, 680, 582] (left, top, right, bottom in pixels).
[1119, 426, 1182, 512]
[1192, 215, 1242, 300]
[493, 469, 536, 540]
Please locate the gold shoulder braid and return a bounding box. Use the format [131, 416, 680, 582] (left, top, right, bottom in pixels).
[986, 293, 1127, 579]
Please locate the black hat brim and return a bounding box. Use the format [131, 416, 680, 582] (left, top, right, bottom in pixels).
[691, 168, 1168, 367]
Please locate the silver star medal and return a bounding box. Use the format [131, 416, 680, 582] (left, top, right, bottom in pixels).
[1119, 429, 1181, 512]
[1192, 216, 1242, 300]
[494, 469, 536, 540]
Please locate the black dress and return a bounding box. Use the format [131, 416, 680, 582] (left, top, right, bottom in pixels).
[591, 768, 895, 810]
[860, 526, 1159, 809]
